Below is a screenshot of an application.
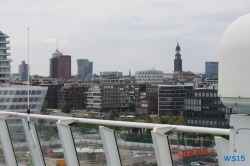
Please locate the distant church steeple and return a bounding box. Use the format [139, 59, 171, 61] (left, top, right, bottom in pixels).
[129, 69, 131, 77]
[174, 40, 182, 72]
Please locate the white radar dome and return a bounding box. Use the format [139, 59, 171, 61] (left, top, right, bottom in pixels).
[219, 13, 250, 113]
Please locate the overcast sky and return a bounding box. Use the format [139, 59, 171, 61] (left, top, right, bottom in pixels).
[1, 0, 250, 76]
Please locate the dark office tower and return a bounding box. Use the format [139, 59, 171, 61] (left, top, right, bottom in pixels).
[18, 61, 29, 81]
[174, 41, 182, 72]
[205, 62, 218, 78]
[50, 49, 71, 79]
[77, 59, 93, 79]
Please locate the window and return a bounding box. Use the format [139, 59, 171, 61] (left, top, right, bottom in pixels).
[15, 105, 20, 109]
[9, 105, 15, 109]
[34, 98, 39, 102]
[195, 93, 198, 97]
[12, 98, 18, 102]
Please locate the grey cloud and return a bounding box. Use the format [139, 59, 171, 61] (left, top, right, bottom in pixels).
[191, 6, 250, 22]
[143, 1, 178, 8]
[93, 37, 130, 47]
[104, 17, 182, 32]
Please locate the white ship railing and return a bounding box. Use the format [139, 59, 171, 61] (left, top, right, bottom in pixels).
[0, 111, 229, 166]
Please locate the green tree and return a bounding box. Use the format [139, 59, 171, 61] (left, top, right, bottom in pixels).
[62, 103, 71, 114]
[111, 109, 117, 117]
[177, 115, 185, 125]
[144, 117, 153, 123]
[168, 118, 174, 124]
[186, 132, 196, 138]
[124, 109, 129, 116]
[86, 107, 91, 112]
[135, 111, 140, 118]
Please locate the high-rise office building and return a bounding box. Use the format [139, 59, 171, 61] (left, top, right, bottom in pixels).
[50, 49, 71, 79]
[0, 31, 12, 83]
[174, 41, 182, 72]
[205, 62, 218, 78]
[77, 59, 93, 79]
[18, 61, 29, 81]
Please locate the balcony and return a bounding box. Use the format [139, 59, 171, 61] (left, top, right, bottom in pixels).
[0, 111, 230, 166]
[0, 58, 12, 62]
[0, 46, 10, 50]
[0, 40, 10, 44]
[0, 52, 11, 56]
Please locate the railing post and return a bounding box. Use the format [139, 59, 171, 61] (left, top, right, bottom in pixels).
[0, 114, 18, 166]
[99, 126, 122, 166]
[215, 136, 229, 166]
[22, 119, 45, 166]
[56, 119, 80, 166]
[151, 126, 174, 166]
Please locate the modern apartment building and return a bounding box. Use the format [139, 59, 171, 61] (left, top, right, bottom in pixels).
[18, 61, 29, 81]
[86, 85, 102, 110]
[77, 59, 93, 79]
[39, 82, 63, 109]
[158, 85, 193, 115]
[50, 49, 71, 79]
[135, 69, 163, 84]
[58, 86, 86, 110]
[205, 62, 218, 78]
[184, 88, 238, 128]
[0, 31, 12, 83]
[101, 84, 141, 114]
[135, 84, 158, 117]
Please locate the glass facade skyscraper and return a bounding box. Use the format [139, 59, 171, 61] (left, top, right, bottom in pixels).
[77, 59, 93, 79]
[0, 31, 12, 83]
[205, 62, 218, 78]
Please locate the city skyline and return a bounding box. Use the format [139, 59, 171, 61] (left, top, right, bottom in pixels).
[1, 0, 249, 76]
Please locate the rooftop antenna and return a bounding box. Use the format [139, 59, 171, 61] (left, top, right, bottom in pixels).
[27, 28, 30, 129]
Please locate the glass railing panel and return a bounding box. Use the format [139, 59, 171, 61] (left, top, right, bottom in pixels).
[0, 141, 7, 166]
[71, 125, 107, 166]
[115, 130, 157, 166]
[35, 119, 65, 166]
[7, 119, 30, 166]
[169, 134, 218, 166]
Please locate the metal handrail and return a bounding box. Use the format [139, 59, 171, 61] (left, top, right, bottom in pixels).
[0, 111, 229, 135]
